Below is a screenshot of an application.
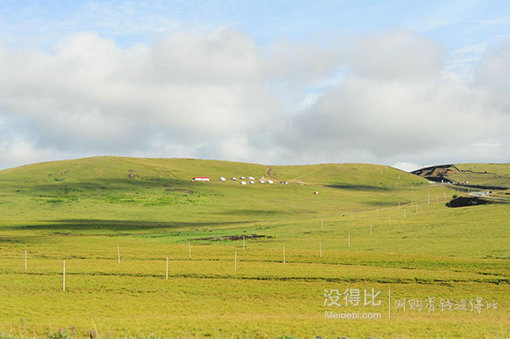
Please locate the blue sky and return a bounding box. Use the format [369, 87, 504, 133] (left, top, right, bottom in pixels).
[1, 1, 510, 170]
[2, 1, 509, 62]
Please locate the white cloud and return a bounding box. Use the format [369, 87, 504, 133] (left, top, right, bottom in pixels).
[0, 29, 509, 169]
[277, 31, 510, 166]
[0, 29, 282, 164]
[348, 30, 443, 80]
[392, 162, 422, 172]
[0, 136, 73, 169]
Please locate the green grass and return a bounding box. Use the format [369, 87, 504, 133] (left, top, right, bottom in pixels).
[0, 157, 508, 337]
[450, 163, 510, 187]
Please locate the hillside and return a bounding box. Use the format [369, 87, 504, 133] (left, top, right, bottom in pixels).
[412, 163, 510, 189]
[0, 156, 425, 188]
[0, 157, 509, 337]
[0, 156, 429, 231]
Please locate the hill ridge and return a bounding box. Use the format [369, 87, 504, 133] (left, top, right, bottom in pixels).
[0, 156, 426, 189]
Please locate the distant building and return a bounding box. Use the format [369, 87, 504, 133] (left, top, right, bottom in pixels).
[241, 181, 247, 185]
[267, 180, 274, 184]
[192, 177, 210, 182]
[220, 177, 226, 181]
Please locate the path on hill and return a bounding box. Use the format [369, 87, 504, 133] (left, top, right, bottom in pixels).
[265, 167, 273, 178]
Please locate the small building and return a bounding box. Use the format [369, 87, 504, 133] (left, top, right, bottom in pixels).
[241, 181, 247, 185]
[232, 177, 237, 181]
[192, 177, 210, 182]
[250, 180, 255, 184]
[259, 179, 265, 184]
[240, 176, 246, 180]
[267, 180, 274, 184]
[248, 176, 255, 180]
[220, 177, 226, 181]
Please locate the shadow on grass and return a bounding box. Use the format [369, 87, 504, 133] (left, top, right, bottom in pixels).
[8, 219, 249, 231]
[325, 184, 390, 191]
[212, 209, 284, 216]
[21, 177, 193, 194]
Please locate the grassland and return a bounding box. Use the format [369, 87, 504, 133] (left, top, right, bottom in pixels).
[450, 163, 510, 188]
[0, 157, 508, 338]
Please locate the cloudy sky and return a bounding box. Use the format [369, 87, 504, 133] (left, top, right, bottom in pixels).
[1, 1, 510, 171]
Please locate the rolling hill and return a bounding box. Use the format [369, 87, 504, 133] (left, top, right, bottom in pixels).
[0, 156, 428, 231]
[412, 163, 510, 188]
[0, 156, 426, 188]
[0, 157, 508, 337]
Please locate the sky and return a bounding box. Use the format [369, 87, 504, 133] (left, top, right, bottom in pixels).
[1, 1, 510, 171]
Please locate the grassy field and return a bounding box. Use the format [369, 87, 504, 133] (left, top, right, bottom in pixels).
[450, 163, 510, 188]
[0, 157, 508, 338]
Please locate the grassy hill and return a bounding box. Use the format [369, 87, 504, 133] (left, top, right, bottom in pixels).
[452, 163, 510, 188]
[0, 156, 425, 187]
[0, 156, 427, 232]
[0, 157, 508, 337]
[412, 163, 510, 188]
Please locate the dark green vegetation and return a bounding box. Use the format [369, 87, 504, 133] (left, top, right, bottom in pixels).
[0, 157, 508, 337]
